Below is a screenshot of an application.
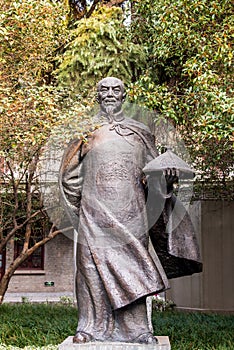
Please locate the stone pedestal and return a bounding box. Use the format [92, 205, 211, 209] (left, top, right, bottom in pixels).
[58, 336, 170, 350]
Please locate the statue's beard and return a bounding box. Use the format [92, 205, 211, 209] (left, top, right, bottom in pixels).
[101, 100, 122, 122]
[105, 105, 114, 122]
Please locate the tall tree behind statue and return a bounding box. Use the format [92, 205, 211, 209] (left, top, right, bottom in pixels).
[129, 0, 233, 191]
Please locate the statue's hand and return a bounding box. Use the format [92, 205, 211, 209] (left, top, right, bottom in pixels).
[164, 168, 179, 193]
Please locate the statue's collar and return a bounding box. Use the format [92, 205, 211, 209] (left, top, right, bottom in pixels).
[98, 109, 125, 123]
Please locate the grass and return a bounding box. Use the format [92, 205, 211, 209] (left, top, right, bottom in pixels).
[0, 304, 233, 349]
[0, 303, 77, 349]
[152, 311, 234, 350]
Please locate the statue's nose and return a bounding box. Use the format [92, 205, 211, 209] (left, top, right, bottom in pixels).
[107, 88, 114, 97]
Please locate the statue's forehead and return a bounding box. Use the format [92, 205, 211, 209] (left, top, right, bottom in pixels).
[98, 77, 123, 89]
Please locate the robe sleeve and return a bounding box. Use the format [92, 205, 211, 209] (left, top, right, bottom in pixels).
[149, 191, 203, 279]
[59, 139, 83, 230]
[143, 141, 202, 279]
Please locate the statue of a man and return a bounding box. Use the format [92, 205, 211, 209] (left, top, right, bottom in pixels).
[59, 77, 201, 344]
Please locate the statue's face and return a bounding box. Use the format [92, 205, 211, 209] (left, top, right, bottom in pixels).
[98, 77, 124, 114]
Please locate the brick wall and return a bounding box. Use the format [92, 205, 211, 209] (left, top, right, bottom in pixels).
[6, 233, 74, 295]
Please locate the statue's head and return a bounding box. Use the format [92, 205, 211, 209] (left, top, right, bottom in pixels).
[97, 77, 126, 115]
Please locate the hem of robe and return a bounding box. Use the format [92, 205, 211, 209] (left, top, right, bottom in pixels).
[112, 286, 170, 311]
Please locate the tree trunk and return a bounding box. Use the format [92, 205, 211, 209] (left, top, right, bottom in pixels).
[0, 227, 66, 305]
[0, 269, 14, 305]
[0, 250, 37, 305]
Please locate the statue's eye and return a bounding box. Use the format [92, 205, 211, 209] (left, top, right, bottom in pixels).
[100, 87, 108, 92]
[113, 88, 121, 94]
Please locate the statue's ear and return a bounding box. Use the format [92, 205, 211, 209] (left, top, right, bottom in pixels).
[122, 92, 126, 102]
[96, 93, 100, 104]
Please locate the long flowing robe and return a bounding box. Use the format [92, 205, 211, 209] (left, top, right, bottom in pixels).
[59, 116, 202, 341]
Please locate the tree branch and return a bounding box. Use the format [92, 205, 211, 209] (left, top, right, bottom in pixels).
[0, 209, 43, 253]
[86, 0, 100, 18]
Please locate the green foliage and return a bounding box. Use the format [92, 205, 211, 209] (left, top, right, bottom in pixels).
[0, 0, 79, 162]
[0, 0, 73, 166]
[129, 0, 234, 186]
[132, 0, 233, 84]
[0, 86, 62, 163]
[0, 0, 68, 86]
[56, 6, 145, 95]
[152, 297, 176, 312]
[59, 295, 74, 306]
[128, 77, 233, 185]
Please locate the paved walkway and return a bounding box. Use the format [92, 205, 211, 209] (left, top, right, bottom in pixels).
[4, 291, 74, 303]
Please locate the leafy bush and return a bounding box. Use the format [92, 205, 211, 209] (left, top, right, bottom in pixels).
[152, 295, 176, 312]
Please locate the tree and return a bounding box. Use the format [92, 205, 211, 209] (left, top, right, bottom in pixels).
[56, 5, 145, 96]
[0, 0, 72, 303]
[0, 0, 115, 302]
[66, 0, 126, 22]
[129, 0, 233, 194]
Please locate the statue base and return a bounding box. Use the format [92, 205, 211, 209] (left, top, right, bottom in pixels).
[58, 336, 170, 350]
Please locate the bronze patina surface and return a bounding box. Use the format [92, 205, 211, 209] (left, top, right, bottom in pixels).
[59, 77, 202, 344]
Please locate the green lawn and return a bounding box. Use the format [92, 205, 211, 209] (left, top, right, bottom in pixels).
[152, 311, 234, 350]
[0, 304, 233, 349]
